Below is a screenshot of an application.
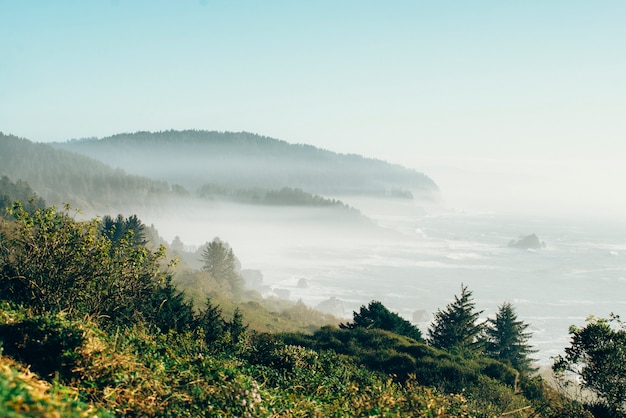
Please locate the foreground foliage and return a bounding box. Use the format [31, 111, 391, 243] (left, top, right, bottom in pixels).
[0, 198, 591, 416]
[554, 314, 626, 416]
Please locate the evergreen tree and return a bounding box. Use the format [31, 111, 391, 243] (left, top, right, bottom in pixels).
[198, 297, 226, 348]
[428, 284, 484, 353]
[227, 307, 248, 348]
[340, 300, 423, 342]
[101, 214, 147, 247]
[200, 238, 244, 295]
[484, 302, 536, 373]
[147, 275, 196, 333]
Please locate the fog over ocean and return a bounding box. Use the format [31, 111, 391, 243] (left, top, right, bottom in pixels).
[149, 197, 626, 366]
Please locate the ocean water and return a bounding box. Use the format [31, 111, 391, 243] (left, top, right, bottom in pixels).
[150, 200, 626, 365]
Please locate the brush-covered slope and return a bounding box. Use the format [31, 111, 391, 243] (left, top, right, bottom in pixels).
[54, 130, 439, 200]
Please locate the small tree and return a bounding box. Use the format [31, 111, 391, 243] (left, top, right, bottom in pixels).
[200, 238, 244, 295]
[340, 300, 423, 342]
[428, 284, 484, 353]
[484, 302, 536, 374]
[198, 297, 226, 348]
[553, 314, 626, 415]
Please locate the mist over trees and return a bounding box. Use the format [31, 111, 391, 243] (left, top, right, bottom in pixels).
[53, 130, 439, 199]
[0, 133, 173, 211]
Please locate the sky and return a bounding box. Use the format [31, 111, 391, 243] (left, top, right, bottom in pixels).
[1, 1, 626, 219]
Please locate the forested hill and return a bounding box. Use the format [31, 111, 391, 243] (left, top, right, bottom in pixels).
[0, 133, 178, 210]
[54, 130, 439, 199]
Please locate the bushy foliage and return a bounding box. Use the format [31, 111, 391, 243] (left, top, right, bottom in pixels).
[340, 300, 424, 341]
[553, 314, 626, 415]
[0, 203, 189, 330]
[0, 312, 83, 379]
[0, 355, 112, 418]
[284, 326, 519, 395]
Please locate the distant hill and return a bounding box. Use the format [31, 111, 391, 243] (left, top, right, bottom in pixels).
[0, 133, 176, 211]
[53, 130, 439, 200]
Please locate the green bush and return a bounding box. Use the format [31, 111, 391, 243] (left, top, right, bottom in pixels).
[0, 315, 84, 379]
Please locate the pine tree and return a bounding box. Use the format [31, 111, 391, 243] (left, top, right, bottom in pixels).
[484, 302, 537, 373]
[198, 297, 226, 347]
[200, 238, 244, 295]
[428, 284, 484, 353]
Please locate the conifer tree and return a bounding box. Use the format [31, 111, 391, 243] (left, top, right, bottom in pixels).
[200, 238, 244, 295]
[428, 284, 484, 353]
[484, 302, 536, 373]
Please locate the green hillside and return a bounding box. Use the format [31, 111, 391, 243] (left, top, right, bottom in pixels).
[0, 193, 591, 416]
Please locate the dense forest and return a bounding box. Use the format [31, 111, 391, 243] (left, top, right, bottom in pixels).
[53, 130, 439, 199]
[1, 176, 622, 417]
[0, 132, 366, 217]
[0, 133, 175, 211]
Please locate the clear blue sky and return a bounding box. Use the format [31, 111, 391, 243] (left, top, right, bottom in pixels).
[1, 1, 625, 217]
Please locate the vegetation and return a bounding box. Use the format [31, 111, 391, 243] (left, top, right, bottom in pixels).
[553, 314, 626, 416]
[53, 130, 439, 198]
[0, 183, 604, 416]
[428, 284, 484, 354]
[484, 302, 537, 375]
[0, 175, 46, 215]
[200, 238, 245, 297]
[198, 184, 355, 209]
[339, 300, 424, 342]
[0, 133, 175, 211]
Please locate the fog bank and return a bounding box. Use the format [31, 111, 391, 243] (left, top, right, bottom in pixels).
[403, 157, 626, 222]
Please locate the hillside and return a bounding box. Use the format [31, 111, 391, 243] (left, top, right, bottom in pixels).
[0, 202, 584, 417]
[0, 133, 176, 211]
[53, 130, 439, 200]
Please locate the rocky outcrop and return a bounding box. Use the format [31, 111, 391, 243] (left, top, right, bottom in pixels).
[508, 234, 546, 250]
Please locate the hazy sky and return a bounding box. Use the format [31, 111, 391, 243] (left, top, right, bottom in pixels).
[2, 1, 625, 218]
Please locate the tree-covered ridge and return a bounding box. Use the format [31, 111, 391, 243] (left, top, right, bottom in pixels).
[198, 184, 358, 209]
[0, 133, 175, 211]
[54, 130, 439, 198]
[1, 132, 365, 214]
[0, 175, 46, 215]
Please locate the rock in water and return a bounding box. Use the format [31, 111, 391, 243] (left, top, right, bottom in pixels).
[508, 234, 546, 250]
